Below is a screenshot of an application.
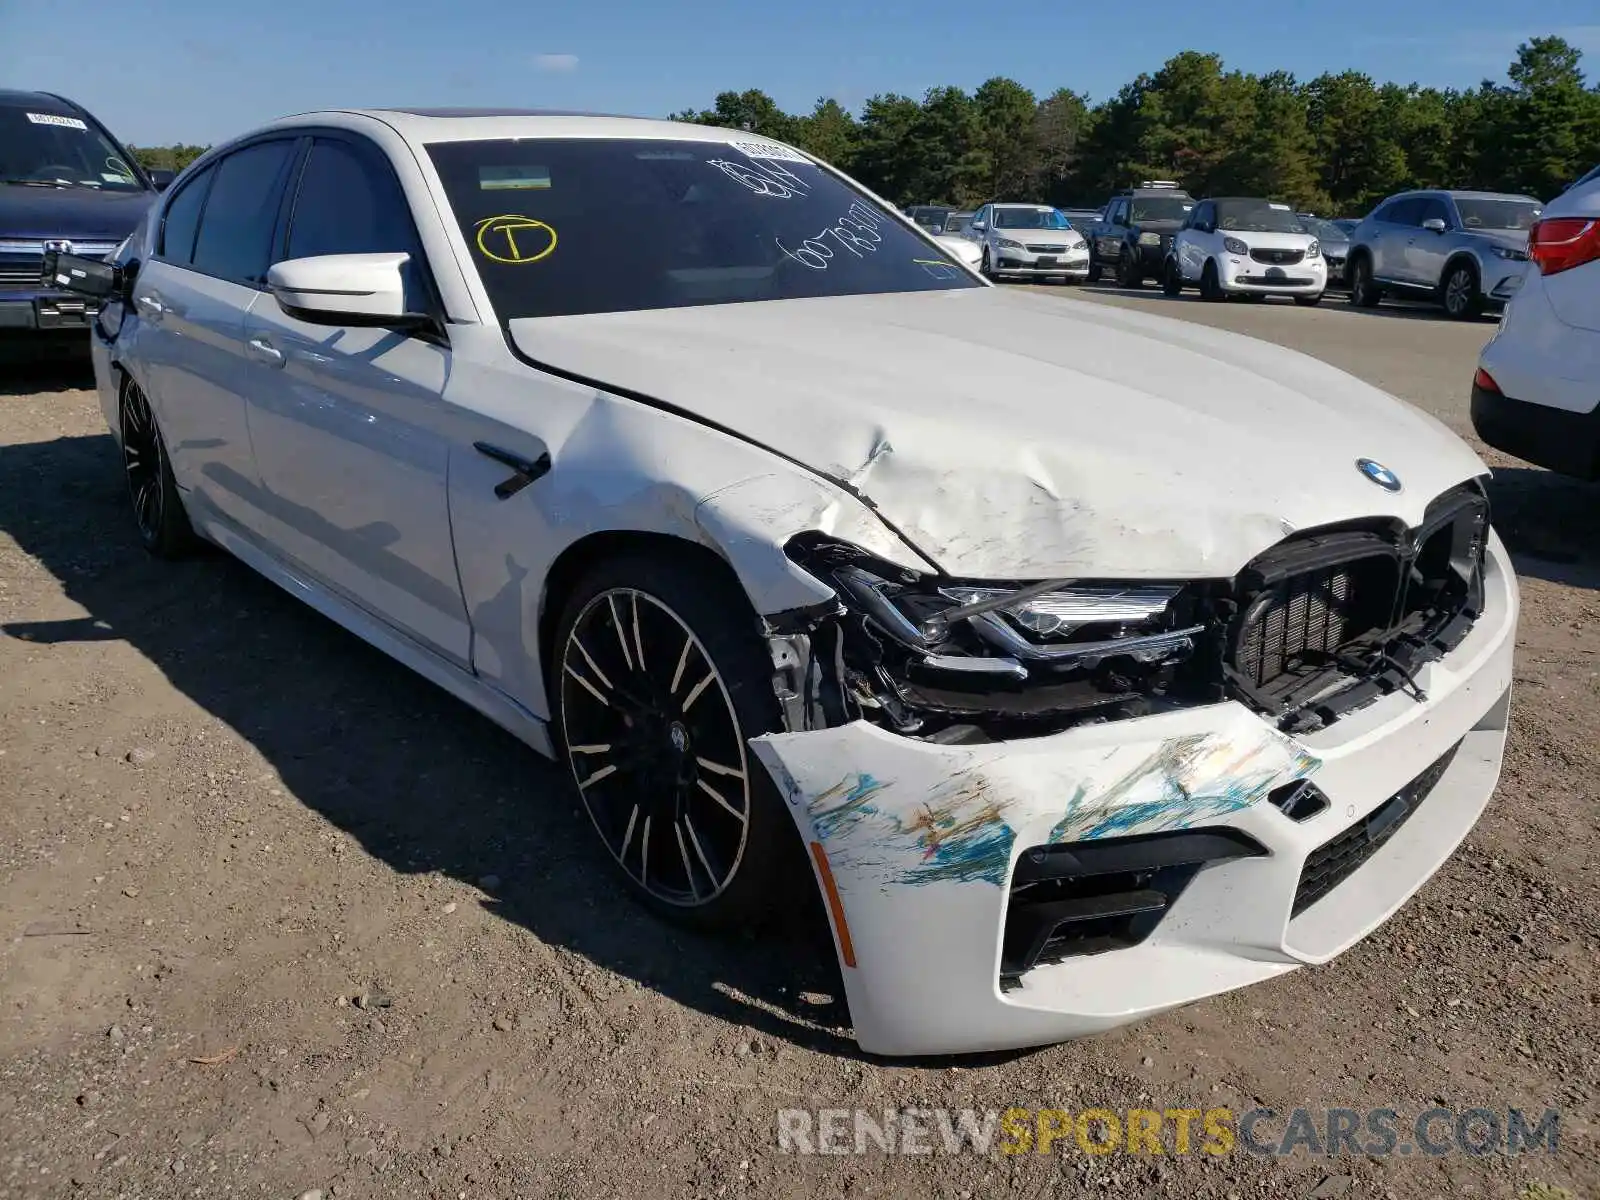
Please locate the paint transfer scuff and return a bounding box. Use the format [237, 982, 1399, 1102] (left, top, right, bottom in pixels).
[751, 709, 1319, 895]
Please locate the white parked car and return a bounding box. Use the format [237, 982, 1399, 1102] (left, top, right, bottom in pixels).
[73, 110, 1515, 1058]
[1472, 164, 1600, 478]
[964, 203, 1090, 281]
[1163, 197, 1327, 304]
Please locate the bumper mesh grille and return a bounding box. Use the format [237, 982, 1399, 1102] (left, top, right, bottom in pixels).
[1292, 741, 1461, 916]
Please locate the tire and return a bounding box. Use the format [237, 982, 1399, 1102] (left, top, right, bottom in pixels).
[1348, 255, 1381, 307]
[980, 247, 997, 280]
[1086, 253, 1103, 283]
[552, 550, 800, 932]
[1199, 260, 1224, 302]
[1117, 247, 1143, 289]
[1161, 257, 1183, 296]
[1293, 293, 1323, 307]
[1441, 261, 1482, 320]
[119, 374, 199, 558]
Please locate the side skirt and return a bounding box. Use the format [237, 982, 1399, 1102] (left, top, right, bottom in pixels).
[189, 500, 555, 760]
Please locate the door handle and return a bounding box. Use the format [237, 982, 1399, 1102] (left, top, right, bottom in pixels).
[135, 294, 164, 320]
[247, 336, 285, 368]
[474, 441, 551, 499]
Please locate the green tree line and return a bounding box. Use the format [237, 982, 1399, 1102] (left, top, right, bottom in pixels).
[128, 144, 210, 173]
[672, 36, 1600, 215]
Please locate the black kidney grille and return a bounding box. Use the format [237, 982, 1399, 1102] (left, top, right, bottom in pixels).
[1233, 553, 1402, 708]
[1251, 248, 1305, 265]
[1237, 565, 1350, 687]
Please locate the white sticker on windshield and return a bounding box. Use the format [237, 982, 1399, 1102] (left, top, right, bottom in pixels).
[729, 139, 810, 164]
[27, 112, 88, 130]
[1269, 202, 1291, 210]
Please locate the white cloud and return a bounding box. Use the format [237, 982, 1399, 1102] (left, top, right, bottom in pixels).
[534, 54, 580, 73]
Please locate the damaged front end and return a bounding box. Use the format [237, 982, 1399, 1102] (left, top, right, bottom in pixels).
[767, 531, 1225, 742]
[764, 481, 1491, 743]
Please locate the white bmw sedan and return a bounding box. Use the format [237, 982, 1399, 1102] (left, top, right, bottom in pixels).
[84, 109, 1517, 1057]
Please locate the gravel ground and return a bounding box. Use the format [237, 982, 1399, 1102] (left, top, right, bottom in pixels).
[1, 290, 1596, 1200]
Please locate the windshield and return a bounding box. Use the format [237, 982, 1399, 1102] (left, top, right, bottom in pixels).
[428, 138, 977, 319]
[0, 106, 145, 191]
[1215, 200, 1306, 234]
[1128, 196, 1192, 222]
[1454, 198, 1541, 231]
[1298, 217, 1346, 241]
[992, 207, 1070, 229]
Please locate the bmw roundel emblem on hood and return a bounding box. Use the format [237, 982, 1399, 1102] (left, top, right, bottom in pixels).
[1356, 458, 1402, 492]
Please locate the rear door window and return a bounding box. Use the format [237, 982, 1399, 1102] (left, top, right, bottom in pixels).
[190, 139, 298, 286]
[158, 165, 214, 264]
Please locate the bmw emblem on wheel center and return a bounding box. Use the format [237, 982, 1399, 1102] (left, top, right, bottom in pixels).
[1356, 457, 1402, 492]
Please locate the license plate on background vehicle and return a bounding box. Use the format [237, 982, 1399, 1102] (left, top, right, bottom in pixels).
[1037, 257, 1056, 267]
[1266, 267, 1286, 280]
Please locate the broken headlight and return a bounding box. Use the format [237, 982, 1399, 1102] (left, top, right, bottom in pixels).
[781, 535, 1226, 737]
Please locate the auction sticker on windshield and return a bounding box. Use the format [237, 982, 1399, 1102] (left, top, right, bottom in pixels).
[26, 113, 88, 130]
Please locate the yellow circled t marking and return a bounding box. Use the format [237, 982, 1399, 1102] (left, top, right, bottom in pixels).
[474, 215, 558, 264]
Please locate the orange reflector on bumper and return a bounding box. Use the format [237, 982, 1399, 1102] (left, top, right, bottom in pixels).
[809, 841, 857, 969]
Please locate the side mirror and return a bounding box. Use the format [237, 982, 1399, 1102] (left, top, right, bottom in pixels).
[1421, 217, 1447, 233]
[148, 168, 176, 192]
[41, 249, 120, 299]
[268, 252, 422, 327]
[933, 235, 982, 268]
[970, 220, 986, 233]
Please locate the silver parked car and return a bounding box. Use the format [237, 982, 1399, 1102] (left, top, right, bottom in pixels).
[1346, 189, 1542, 319]
[1298, 216, 1352, 286]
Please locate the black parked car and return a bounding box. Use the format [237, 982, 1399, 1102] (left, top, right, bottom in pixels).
[0, 90, 171, 339]
[1085, 182, 1195, 287]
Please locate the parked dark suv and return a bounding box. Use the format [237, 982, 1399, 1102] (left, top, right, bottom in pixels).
[1086, 182, 1195, 287]
[1, 90, 171, 338]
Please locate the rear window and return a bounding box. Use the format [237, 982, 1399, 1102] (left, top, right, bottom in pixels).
[426, 137, 977, 320]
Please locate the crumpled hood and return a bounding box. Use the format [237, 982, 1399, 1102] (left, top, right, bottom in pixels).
[509, 287, 1486, 580]
[0, 186, 154, 241]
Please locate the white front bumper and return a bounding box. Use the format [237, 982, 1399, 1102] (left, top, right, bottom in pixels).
[750, 535, 1517, 1056]
[1217, 253, 1328, 294]
[993, 246, 1090, 276]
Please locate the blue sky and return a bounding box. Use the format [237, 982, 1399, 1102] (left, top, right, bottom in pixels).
[3, 0, 1598, 146]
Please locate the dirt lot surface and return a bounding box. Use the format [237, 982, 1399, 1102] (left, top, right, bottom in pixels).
[2, 291, 1597, 1200]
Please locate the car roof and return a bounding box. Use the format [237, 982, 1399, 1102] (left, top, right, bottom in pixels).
[1390, 188, 1541, 203]
[992, 202, 1052, 209]
[0, 89, 82, 113]
[271, 108, 774, 148]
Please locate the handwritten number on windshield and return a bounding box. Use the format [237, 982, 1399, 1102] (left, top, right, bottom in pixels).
[777, 202, 884, 271]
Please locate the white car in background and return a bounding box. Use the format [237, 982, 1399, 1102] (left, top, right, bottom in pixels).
[59, 109, 1516, 1058]
[1164, 197, 1327, 304]
[1473, 164, 1600, 478]
[965, 203, 1090, 281]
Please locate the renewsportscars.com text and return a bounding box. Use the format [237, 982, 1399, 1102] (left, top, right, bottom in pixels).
[776, 1107, 1560, 1158]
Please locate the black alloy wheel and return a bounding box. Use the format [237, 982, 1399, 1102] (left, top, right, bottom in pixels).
[554, 555, 800, 930]
[119, 376, 197, 557]
[1442, 262, 1481, 320]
